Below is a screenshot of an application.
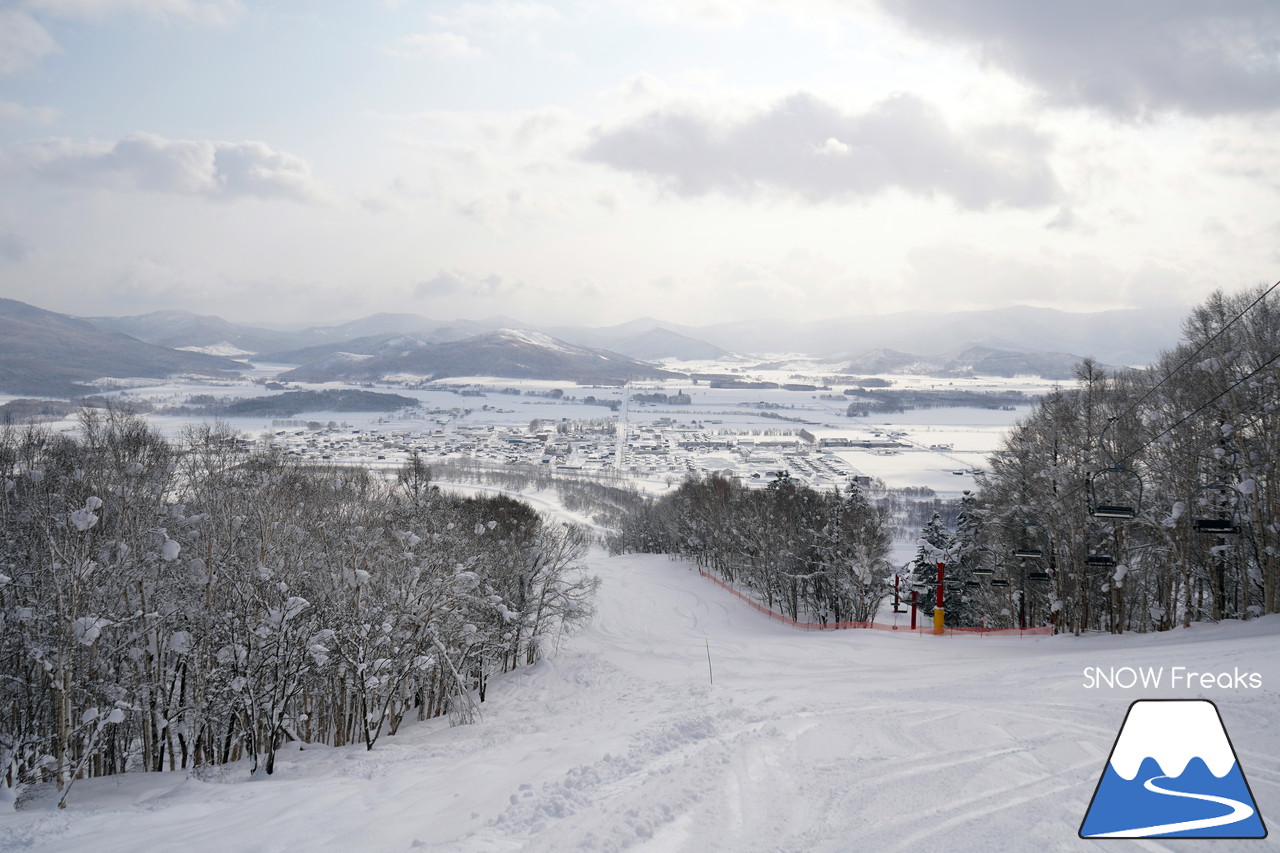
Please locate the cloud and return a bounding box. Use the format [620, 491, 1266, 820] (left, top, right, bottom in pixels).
[388, 32, 481, 60]
[24, 0, 244, 25]
[638, 0, 751, 29]
[512, 108, 570, 147]
[415, 269, 511, 298]
[876, 0, 1280, 117]
[1044, 206, 1093, 233]
[0, 10, 58, 74]
[902, 244, 1212, 312]
[0, 100, 59, 124]
[0, 230, 32, 263]
[428, 1, 561, 29]
[3, 132, 323, 202]
[582, 91, 1059, 209]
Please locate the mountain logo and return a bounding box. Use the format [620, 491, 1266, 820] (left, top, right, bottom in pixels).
[1080, 699, 1267, 839]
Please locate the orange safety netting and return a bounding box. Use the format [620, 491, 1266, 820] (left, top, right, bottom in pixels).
[698, 571, 1052, 637]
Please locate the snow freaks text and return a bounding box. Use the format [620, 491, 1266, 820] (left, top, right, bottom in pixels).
[1082, 666, 1263, 690]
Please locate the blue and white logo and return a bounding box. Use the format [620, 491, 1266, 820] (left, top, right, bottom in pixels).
[1080, 699, 1267, 838]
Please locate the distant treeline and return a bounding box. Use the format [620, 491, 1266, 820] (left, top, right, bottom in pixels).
[166, 389, 420, 418]
[608, 472, 894, 625]
[0, 396, 152, 424]
[845, 388, 1029, 416]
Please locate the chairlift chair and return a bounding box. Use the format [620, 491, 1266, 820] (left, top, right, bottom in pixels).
[1088, 466, 1143, 520]
[971, 566, 994, 576]
[990, 577, 1011, 588]
[1191, 483, 1242, 536]
[1085, 554, 1115, 568]
[1013, 548, 1044, 559]
[1026, 571, 1051, 581]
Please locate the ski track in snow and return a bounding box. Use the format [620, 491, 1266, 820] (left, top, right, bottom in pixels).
[1, 492, 1278, 852]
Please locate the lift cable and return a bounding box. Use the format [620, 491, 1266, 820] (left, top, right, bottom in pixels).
[1104, 279, 1280, 433]
[979, 336, 1280, 527]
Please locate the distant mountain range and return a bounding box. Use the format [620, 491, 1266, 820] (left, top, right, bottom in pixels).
[0, 299, 243, 397]
[0, 298, 1187, 398]
[278, 329, 678, 385]
[831, 344, 1090, 380]
[87, 304, 1182, 367]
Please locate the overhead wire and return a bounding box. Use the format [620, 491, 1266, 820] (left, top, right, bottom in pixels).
[1105, 279, 1280, 431]
[978, 280, 1280, 525]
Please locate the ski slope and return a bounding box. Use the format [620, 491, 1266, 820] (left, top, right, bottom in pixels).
[2, 544, 1277, 851]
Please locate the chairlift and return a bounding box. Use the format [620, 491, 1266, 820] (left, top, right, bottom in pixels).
[1088, 466, 1143, 520]
[1026, 571, 1051, 582]
[1013, 548, 1044, 559]
[990, 578, 1011, 588]
[971, 566, 994, 577]
[1085, 554, 1115, 568]
[1191, 483, 1242, 536]
[964, 580, 981, 588]
[1091, 417, 1143, 520]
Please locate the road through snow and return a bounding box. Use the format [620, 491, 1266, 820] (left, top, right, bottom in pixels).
[1, 544, 1277, 852]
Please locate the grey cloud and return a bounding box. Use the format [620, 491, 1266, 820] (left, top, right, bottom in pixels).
[4, 133, 322, 202]
[1045, 206, 1093, 233]
[415, 269, 509, 297]
[581, 92, 1059, 209]
[877, 0, 1280, 117]
[0, 230, 31, 263]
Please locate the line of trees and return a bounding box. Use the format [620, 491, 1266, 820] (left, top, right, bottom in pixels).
[608, 472, 894, 625]
[0, 411, 596, 808]
[966, 284, 1280, 634]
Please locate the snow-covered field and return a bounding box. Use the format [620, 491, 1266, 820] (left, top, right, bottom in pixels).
[3, 505, 1276, 851]
[50, 364, 1053, 502]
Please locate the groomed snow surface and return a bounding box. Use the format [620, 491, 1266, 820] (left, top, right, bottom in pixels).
[2, 540, 1277, 851]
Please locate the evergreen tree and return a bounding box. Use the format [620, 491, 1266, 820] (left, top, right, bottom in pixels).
[909, 512, 954, 619]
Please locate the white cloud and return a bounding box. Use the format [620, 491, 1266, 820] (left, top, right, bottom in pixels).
[4, 132, 324, 202]
[0, 10, 58, 74]
[582, 91, 1060, 209]
[638, 0, 751, 29]
[428, 1, 561, 29]
[815, 137, 850, 155]
[389, 32, 482, 60]
[0, 100, 59, 124]
[24, 0, 245, 25]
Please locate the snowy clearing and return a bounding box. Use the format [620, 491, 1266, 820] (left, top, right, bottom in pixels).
[3, 533, 1276, 851]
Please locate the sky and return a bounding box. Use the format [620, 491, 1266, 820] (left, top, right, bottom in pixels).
[1, 0, 1279, 328]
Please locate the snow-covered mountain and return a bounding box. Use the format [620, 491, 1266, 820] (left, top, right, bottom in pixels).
[0, 299, 244, 397]
[279, 329, 679, 384]
[87, 309, 302, 354]
[609, 327, 729, 361]
[82, 302, 1182, 367]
